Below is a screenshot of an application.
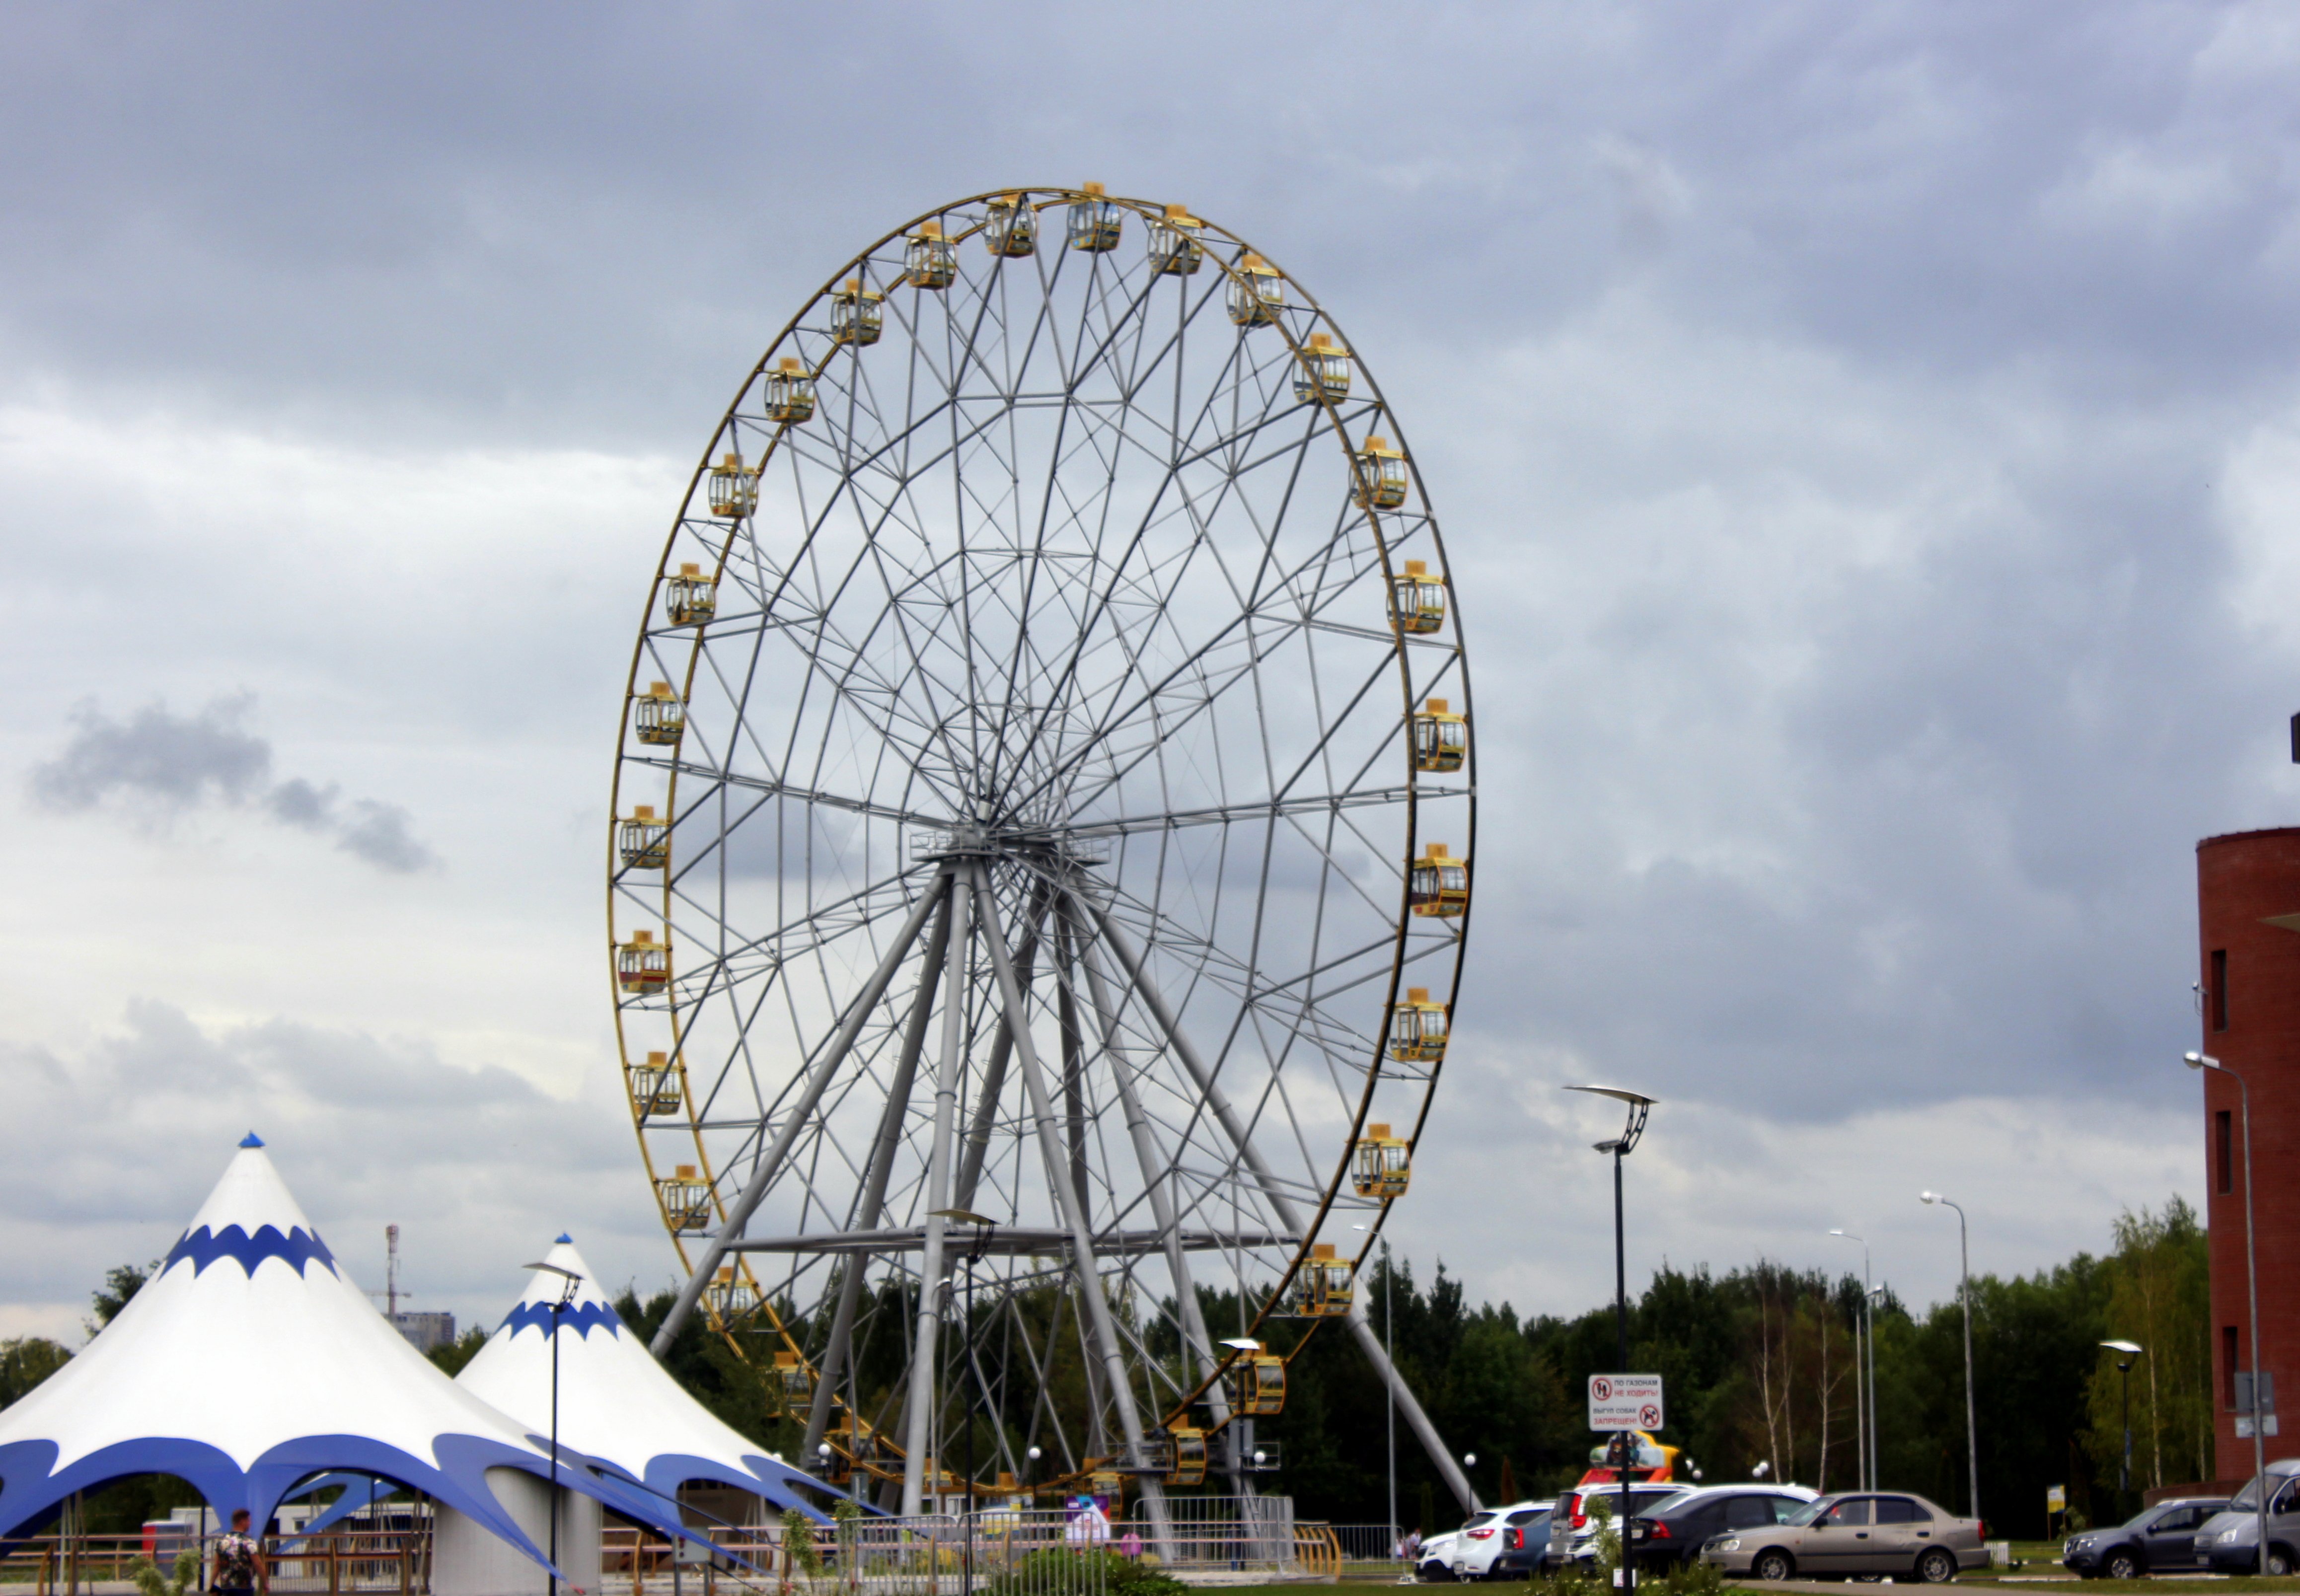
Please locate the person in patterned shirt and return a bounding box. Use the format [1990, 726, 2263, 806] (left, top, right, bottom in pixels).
[213, 1510, 266, 1596]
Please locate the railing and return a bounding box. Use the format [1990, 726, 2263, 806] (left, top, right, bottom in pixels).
[1123, 1495, 1298, 1571]
[1325, 1524, 1408, 1562]
[0, 1531, 425, 1596]
[605, 1515, 1109, 1596]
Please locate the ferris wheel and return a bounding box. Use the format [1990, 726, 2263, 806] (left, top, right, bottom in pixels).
[608, 186, 1479, 1518]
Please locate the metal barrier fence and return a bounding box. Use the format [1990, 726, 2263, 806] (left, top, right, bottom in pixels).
[608, 1514, 1109, 1596]
[1122, 1495, 1307, 1573]
[1327, 1523, 1409, 1562]
[0, 1531, 426, 1596]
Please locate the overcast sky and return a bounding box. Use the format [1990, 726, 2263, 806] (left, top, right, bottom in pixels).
[2, 0, 2294, 1352]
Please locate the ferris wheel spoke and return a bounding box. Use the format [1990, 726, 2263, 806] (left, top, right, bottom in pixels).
[651, 875, 949, 1353]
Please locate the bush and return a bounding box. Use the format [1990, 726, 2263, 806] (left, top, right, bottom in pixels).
[128, 1549, 199, 1596]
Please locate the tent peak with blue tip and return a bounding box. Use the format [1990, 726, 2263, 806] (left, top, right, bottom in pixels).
[0, 1139, 704, 1573]
[455, 1236, 839, 1521]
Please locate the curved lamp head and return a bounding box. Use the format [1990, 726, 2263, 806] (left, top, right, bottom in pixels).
[2186, 1051, 2220, 1072]
[1564, 1084, 1656, 1156]
[521, 1259, 583, 1304]
[2102, 1338, 2144, 1370]
[1919, 1191, 1940, 1205]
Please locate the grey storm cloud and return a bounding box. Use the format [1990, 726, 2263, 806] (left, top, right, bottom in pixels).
[31, 697, 439, 873]
[0, 1000, 648, 1333]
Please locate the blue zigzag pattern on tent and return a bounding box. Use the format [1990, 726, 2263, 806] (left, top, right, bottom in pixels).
[500, 1300, 622, 1339]
[162, 1224, 338, 1278]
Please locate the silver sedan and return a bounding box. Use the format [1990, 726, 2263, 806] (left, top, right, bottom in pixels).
[1700, 1491, 1982, 1585]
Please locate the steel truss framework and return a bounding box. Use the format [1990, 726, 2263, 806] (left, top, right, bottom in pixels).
[608, 188, 1480, 1519]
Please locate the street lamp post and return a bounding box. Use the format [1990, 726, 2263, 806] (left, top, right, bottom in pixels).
[931, 1209, 996, 1596]
[2100, 1341, 2144, 1521]
[1566, 1085, 1656, 1595]
[1355, 1225, 1398, 1555]
[2187, 1052, 2267, 1572]
[1827, 1231, 1875, 1492]
[520, 1258, 584, 1596]
[1919, 1194, 1980, 1532]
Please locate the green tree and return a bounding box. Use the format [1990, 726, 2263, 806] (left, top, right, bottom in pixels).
[87, 1261, 156, 1335]
[2083, 1199, 2212, 1494]
[427, 1325, 490, 1376]
[0, 1336, 71, 1405]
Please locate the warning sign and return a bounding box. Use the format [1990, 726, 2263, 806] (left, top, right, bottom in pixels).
[1588, 1373, 1665, 1432]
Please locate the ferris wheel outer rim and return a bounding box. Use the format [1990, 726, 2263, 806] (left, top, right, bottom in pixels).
[605, 185, 1475, 1397]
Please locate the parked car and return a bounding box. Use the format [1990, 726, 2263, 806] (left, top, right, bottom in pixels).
[2063, 1497, 2229, 1578]
[1418, 1507, 1502, 1581]
[1698, 1490, 1983, 1585]
[1474, 1504, 1557, 1580]
[2201, 1462, 2300, 1575]
[1417, 1503, 1552, 1582]
[1549, 1482, 1696, 1568]
[1624, 1485, 1817, 1570]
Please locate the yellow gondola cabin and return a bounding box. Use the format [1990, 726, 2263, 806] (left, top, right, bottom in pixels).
[659, 1164, 711, 1233]
[627, 1050, 681, 1117]
[1389, 986, 1449, 1064]
[831, 278, 884, 346]
[1226, 253, 1283, 327]
[906, 220, 957, 289]
[1147, 205, 1203, 276]
[665, 562, 718, 626]
[1412, 698, 1467, 772]
[1353, 435, 1409, 509]
[1352, 1123, 1411, 1199]
[617, 928, 670, 995]
[1293, 332, 1350, 404]
[706, 454, 757, 519]
[619, 805, 668, 869]
[1067, 182, 1122, 251]
[764, 357, 815, 425]
[633, 682, 685, 745]
[1409, 843, 1469, 917]
[1391, 559, 1446, 634]
[984, 193, 1036, 258]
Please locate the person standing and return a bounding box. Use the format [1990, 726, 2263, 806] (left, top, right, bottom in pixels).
[213, 1510, 266, 1596]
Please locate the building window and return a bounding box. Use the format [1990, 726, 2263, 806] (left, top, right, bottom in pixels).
[2218, 1110, 2234, 1196]
[2212, 948, 2228, 1031]
[2226, 1326, 2241, 1409]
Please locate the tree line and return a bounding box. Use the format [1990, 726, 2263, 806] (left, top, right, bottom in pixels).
[0, 1199, 2209, 1540]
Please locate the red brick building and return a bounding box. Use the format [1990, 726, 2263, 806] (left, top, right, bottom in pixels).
[2196, 828, 2300, 1474]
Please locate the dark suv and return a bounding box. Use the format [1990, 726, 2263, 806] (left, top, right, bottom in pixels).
[2063, 1498, 2229, 1579]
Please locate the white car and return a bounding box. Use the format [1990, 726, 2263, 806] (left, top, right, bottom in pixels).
[1456, 1502, 1554, 1580]
[1420, 1502, 1548, 1582]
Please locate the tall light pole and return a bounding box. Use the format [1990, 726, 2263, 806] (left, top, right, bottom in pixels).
[930, 1208, 995, 1596]
[521, 1258, 584, 1596]
[1828, 1231, 1875, 1491]
[1566, 1085, 1656, 1596]
[1354, 1225, 1398, 1547]
[2187, 1052, 2266, 1571]
[2100, 1341, 2143, 1522]
[1919, 1193, 1980, 1530]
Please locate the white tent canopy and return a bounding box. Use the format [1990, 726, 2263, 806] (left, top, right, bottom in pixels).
[0, 1139, 692, 1570]
[456, 1238, 832, 1523]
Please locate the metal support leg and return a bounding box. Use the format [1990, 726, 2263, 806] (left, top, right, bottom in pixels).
[972, 872, 1175, 1559]
[1063, 908, 1239, 1483]
[954, 884, 1051, 1210]
[1085, 890, 1480, 1515]
[652, 877, 949, 1354]
[1347, 1290, 1480, 1513]
[804, 882, 956, 1460]
[901, 874, 976, 1515]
